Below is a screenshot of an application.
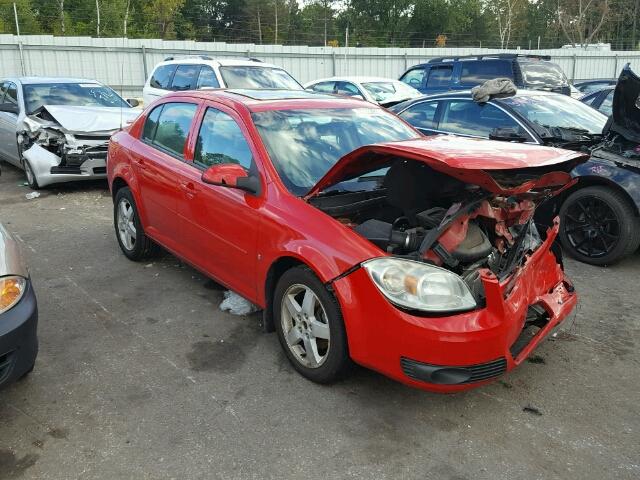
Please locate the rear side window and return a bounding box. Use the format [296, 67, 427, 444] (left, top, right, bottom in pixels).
[142, 102, 198, 157]
[336, 82, 362, 97]
[401, 68, 425, 89]
[399, 101, 439, 130]
[197, 66, 220, 88]
[150, 65, 177, 89]
[426, 66, 453, 89]
[194, 108, 253, 170]
[4, 82, 18, 105]
[171, 65, 200, 91]
[460, 60, 513, 85]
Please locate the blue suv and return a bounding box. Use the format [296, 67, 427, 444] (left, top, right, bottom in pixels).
[399, 54, 570, 96]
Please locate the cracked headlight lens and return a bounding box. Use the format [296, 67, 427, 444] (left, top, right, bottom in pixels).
[363, 258, 476, 313]
[0, 276, 26, 314]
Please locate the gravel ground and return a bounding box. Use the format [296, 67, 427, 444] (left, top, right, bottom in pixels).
[0, 161, 638, 480]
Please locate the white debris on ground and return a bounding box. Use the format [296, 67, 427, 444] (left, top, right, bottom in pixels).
[25, 192, 41, 199]
[220, 290, 260, 315]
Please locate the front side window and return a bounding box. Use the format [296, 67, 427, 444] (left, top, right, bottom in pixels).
[599, 91, 614, 116]
[4, 82, 18, 105]
[194, 108, 253, 170]
[197, 66, 220, 88]
[310, 82, 335, 93]
[426, 66, 453, 89]
[150, 64, 177, 89]
[399, 101, 439, 130]
[400, 68, 425, 89]
[143, 102, 198, 157]
[171, 65, 200, 91]
[439, 100, 525, 138]
[336, 82, 362, 97]
[252, 107, 419, 195]
[219, 66, 302, 90]
[459, 60, 513, 85]
[22, 83, 130, 114]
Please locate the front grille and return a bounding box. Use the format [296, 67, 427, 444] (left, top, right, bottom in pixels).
[0, 352, 14, 383]
[401, 356, 507, 384]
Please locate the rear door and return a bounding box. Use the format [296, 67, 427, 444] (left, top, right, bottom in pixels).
[174, 103, 261, 300]
[170, 64, 201, 91]
[131, 101, 199, 252]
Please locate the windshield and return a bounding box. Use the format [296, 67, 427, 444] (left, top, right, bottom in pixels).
[252, 108, 419, 195]
[521, 62, 569, 87]
[23, 83, 130, 114]
[501, 94, 607, 134]
[219, 66, 302, 90]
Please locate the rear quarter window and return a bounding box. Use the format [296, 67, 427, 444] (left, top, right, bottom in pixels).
[150, 65, 177, 89]
[459, 60, 514, 85]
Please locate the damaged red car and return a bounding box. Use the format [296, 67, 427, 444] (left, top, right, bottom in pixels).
[107, 90, 586, 392]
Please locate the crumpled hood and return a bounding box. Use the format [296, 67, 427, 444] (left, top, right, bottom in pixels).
[37, 105, 141, 133]
[305, 135, 588, 199]
[609, 64, 640, 143]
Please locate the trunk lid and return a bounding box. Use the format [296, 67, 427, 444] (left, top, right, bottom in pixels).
[304, 136, 588, 199]
[608, 64, 640, 143]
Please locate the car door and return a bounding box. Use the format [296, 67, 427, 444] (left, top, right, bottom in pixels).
[0, 81, 20, 166]
[437, 99, 536, 142]
[169, 64, 201, 91]
[400, 67, 427, 93]
[196, 65, 220, 89]
[132, 101, 199, 252]
[424, 65, 454, 94]
[174, 104, 261, 299]
[397, 100, 442, 135]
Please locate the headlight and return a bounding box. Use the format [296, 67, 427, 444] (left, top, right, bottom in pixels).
[363, 258, 476, 313]
[0, 276, 26, 314]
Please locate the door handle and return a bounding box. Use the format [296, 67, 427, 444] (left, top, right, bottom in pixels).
[179, 181, 198, 198]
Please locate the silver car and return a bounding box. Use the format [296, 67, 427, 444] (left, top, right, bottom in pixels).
[0, 77, 140, 189]
[0, 222, 38, 389]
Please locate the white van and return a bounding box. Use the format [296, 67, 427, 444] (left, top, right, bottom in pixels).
[142, 56, 303, 105]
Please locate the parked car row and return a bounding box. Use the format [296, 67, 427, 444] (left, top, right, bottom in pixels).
[1, 53, 637, 393]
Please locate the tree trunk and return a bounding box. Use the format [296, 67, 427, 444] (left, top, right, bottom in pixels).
[59, 0, 65, 35]
[124, 0, 130, 37]
[257, 5, 262, 44]
[96, 0, 101, 37]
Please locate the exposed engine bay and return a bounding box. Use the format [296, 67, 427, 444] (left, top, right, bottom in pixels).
[309, 160, 561, 305]
[17, 105, 139, 187]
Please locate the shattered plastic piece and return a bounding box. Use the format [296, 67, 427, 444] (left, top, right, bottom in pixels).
[220, 290, 260, 315]
[25, 192, 40, 199]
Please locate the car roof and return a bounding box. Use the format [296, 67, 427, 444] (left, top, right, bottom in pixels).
[164, 89, 374, 112]
[155, 57, 284, 70]
[5, 77, 102, 85]
[307, 76, 401, 84]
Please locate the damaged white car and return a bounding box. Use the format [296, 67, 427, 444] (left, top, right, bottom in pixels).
[0, 77, 140, 189]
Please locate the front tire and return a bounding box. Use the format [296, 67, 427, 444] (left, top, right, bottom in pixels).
[559, 186, 640, 265]
[274, 266, 351, 383]
[114, 187, 158, 261]
[23, 159, 39, 190]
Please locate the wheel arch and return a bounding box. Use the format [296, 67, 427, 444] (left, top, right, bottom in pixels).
[563, 175, 640, 217]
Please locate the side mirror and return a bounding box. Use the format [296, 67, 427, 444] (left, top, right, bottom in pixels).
[126, 98, 140, 107]
[489, 127, 529, 143]
[201, 163, 260, 195]
[0, 103, 19, 114]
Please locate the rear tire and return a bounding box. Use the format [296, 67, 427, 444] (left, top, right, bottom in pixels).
[559, 186, 640, 265]
[274, 266, 352, 384]
[114, 187, 158, 261]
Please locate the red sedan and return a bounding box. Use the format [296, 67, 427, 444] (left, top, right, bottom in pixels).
[107, 89, 586, 392]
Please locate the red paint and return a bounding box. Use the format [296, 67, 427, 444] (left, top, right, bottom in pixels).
[108, 90, 580, 393]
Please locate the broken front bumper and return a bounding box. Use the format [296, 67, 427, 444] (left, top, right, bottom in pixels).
[331, 219, 577, 393]
[22, 144, 108, 187]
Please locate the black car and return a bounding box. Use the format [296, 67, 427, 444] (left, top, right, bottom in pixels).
[0, 222, 38, 389]
[574, 79, 616, 95]
[581, 87, 614, 116]
[390, 72, 640, 265]
[399, 54, 571, 96]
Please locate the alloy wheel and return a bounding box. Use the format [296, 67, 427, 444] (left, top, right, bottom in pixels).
[280, 284, 330, 368]
[117, 198, 137, 251]
[563, 195, 620, 258]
